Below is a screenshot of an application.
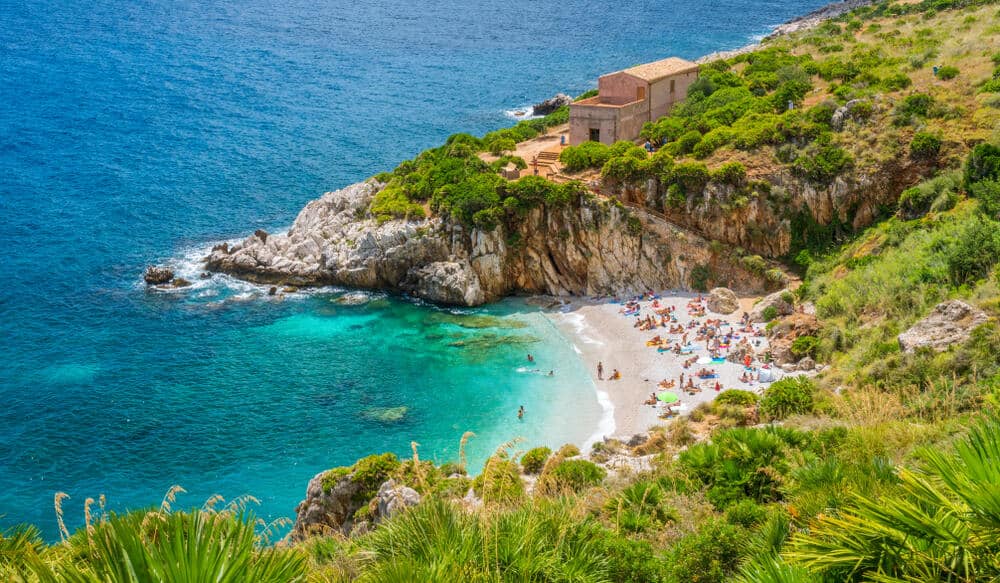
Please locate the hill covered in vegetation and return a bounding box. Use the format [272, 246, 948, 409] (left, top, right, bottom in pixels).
[6, 0, 1000, 581]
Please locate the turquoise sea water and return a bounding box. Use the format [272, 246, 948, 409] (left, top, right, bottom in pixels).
[1, 0, 829, 538]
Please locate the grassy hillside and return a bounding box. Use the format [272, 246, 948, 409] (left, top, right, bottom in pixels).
[4, 1, 1000, 582]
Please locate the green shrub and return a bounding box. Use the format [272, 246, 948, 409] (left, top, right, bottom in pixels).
[981, 78, 1000, 93]
[909, 132, 942, 160]
[964, 142, 1000, 186]
[880, 72, 913, 91]
[897, 170, 962, 218]
[690, 264, 713, 292]
[666, 183, 686, 209]
[792, 141, 852, 184]
[760, 377, 815, 420]
[893, 93, 935, 124]
[937, 65, 959, 79]
[559, 141, 612, 172]
[790, 335, 820, 358]
[662, 519, 749, 583]
[693, 127, 735, 158]
[672, 130, 704, 156]
[945, 215, 1000, 285]
[549, 459, 607, 492]
[724, 499, 768, 528]
[352, 453, 402, 501]
[438, 461, 467, 476]
[715, 389, 760, 407]
[711, 161, 748, 186]
[321, 466, 352, 493]
[671, 161, 711, 194]
[969, 179, 1000, 219]
[473, 457, 525, 503]
[761, 306, 779, 322]
[601, 144, 649, 183]
[680, 426, 808, 507]
[604, 480, 677, 534]
[520, 447, 552, 474]
[487, 137, 516, 155]
[557, 443, 581, 457]
[742, 255, 768, 275]
[370, 187, 427, 223]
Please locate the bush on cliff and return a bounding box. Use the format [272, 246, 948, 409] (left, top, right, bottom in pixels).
[909, 131, 942, 160]
[472, 456, 525, 504]
[370, 186, 427, 223]
[520, 446, 551, 474]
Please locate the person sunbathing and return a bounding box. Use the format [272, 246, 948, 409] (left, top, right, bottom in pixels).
[610, 369, 621, 380]
[644, 393, 658, 406]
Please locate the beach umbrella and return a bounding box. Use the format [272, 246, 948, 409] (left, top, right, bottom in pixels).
[657, 391, 679, 403]
[696, 356, 712, 365]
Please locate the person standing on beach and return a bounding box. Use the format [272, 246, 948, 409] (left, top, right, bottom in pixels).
[597, 361, 604, 380]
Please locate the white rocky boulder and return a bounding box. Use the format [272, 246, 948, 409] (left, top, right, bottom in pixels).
[375, 480, 420, 520]
[402, 261, 486, 306]
[898, 300, 989, 353]
[707, 287, 739, 314]
[750, 289, 795, 322]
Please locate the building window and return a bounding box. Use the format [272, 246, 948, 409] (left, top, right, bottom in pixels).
[636, 86, 646, 101]
[670, 79, 676, 93]
[589, 128, 600, 142]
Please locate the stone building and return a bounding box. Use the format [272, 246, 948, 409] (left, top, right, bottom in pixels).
[569, 57, 699, 145]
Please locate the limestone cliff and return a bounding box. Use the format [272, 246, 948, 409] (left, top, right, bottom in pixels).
[613, 154, 935, 258]
[205, 181, 771, 305]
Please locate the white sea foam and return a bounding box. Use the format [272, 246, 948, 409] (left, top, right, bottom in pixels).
[584, 386, 616, 451]
[144, 233, 347, 303]
[504, 106, 539, 120]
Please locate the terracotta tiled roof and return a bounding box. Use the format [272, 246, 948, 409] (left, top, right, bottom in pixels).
[616, 57, 698, 82]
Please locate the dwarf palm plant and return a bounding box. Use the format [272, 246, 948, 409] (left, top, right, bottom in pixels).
[354, 497, 612, 582]
[27, 507, 305, 582]
[789, 415, 1000, 581]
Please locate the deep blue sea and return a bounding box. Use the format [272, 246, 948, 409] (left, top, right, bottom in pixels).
[1, 0, 828, 539]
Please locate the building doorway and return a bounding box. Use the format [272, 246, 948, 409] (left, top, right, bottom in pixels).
[589, 128, 600, 142]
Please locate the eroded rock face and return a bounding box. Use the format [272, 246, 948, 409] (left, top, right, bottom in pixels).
[375, 480, 420, 521]
[831, 99, 869, 131]
[707, 287, 739, 314]
[767, 313, 822, 365]
[750, 289, 794, 323]
[532, 93, 571, 116]
[291, 470, 364, 540]
[646, 152, 935, 258]
[206, 181, 771, 306]
[898, 300, 989, 353]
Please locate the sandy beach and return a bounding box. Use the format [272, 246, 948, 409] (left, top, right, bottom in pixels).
[547, 291, 776, 441]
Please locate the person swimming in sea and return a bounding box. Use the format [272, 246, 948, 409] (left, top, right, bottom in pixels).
[527, 354, 534, 363]
[518, 405, 525, 420]
[548, 370, 554, 376]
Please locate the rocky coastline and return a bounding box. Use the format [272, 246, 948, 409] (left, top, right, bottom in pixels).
[204, 180, 773, 306]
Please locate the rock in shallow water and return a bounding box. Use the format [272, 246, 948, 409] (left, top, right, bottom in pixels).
[532, 93, 572, 116]
[143, 265, 174, 285]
